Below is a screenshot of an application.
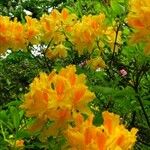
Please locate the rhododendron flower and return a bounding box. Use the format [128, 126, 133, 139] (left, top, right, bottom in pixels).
[87, 57, 106, 70]
[70, 14, 105, 55]
[0, 8, 77, 54]
[20, 65, 95, 140]
[53, 44, 68, 58]
[119, 69, 127, 77]
[24, 16, 41, 45]
[0, 8, 120, 57]
[46, 44, 68, 59]
[0, 16, 26, 52]
[0, 16, 10, 53]
[15, 139, 24, 148]
[65, 111, 138, 150]
[127, 0, 150, 55]
[40, 8, 77, 44]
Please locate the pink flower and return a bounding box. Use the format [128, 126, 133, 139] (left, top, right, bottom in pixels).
[119, 69, 127, 77]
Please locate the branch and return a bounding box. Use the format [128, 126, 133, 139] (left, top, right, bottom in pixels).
[134, 88, 150, 128]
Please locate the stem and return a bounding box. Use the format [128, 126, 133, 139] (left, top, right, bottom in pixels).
[42, 39, 54, 72]
[135, 88, 150, 128]
[129, 111, 136, 129]
[0, 123, 12, 145]
[130, 61, 150, 128]
[96, 39, 103, 57]
[111, 22, 120, 63]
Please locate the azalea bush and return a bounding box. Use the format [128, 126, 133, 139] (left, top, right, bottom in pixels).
[0, 0, 150, 149]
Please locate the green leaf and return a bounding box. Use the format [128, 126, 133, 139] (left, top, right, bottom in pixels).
[10, 106, 20, 130]
[111, 0, 125, 16]
[76, 0, 83, 17]
[16, 129, 30, 139]
[0, 110, 7, 122]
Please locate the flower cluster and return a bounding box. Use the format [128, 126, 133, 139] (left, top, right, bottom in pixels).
[0, 9, 73, 55]
[21, 65, 138, 146]
[70, 14, 105, 55]
[20, 65, 95, 140]
[40, 8, 77, 44]
[0, 16, 26, 53]
[0, 8, 121, 64]
[127, 0, 150, 55]
[65, 111, 138, 150]
[0, 15, 42, 53]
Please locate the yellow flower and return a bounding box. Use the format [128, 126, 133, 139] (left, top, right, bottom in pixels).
[10, 20, 26, 50]
[87, 57, 106, 70]
[16, 139, 24, 148]
[0, 16, 26, 52]
[45, 48, 56, 59]
[127, 0, 150, 55]
[65, 111, 138, 150]
[0, 8, 112, 56]
[40, 8, 77, 44]
[70, 14, 105, 55]
[53, 44, 68, 58]
[102, 111, 120, 134]
[20, 65, 95, 140]
[46, 44, 68, 59]
[0, 16, 10, 53]
[24, 16, 41, 44]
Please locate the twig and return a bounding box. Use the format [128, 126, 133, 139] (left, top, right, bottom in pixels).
[111, 22, 121, 64]
[134, 87, 150, 128]
[42, 39, 54, 72]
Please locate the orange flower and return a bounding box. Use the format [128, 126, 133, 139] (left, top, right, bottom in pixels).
[102, 111, 120, 134]
[0, 16, 26, 52]
[24, 16, 41, 44]
[40, 8, 77, 45]
[127, 0, 150, 55]
[20, 65, 95, 140]
[0, 16, 12, 53]
[0, 8, 115, 57]
[70, 14, 105, 55]
[65, 111, 138, 150]
[16, 140, 24, 148]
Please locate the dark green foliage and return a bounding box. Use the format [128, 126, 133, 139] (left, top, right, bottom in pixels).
[0, 51, 42, 105]
[0, 0, 64, 21]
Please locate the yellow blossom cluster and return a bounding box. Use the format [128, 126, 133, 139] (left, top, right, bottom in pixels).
[127, 0, 150, 55]
[0, 8, 121, 61]
[0, 16, 26, 53]
[20, 65, 95, 140]
[20, 65, 138, 145]
[0, 15, 41, 53]
[70, 14, 105, 55]
[40, 8, 77, 44]
[0, 9, 74, 55]
[65, 111, 138, 150]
